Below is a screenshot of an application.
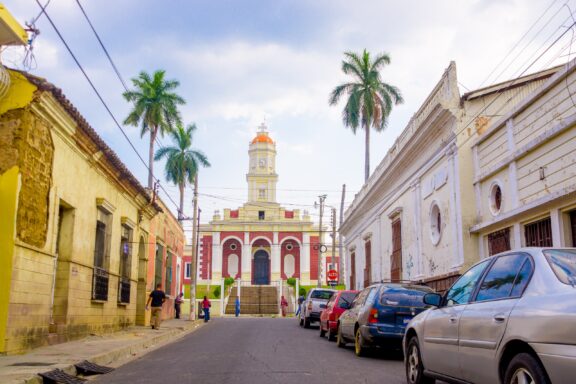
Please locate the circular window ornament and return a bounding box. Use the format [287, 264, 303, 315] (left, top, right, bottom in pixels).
[489, 183, 503, 216]
[430, 202, 442, 246]
[285, 243, 294, 251]
[229, 243, 238, 251]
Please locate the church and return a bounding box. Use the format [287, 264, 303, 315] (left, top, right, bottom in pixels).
[196, 123, 330, 286]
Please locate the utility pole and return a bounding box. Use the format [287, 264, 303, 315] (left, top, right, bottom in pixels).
[331, 207, 336, 281]
[189, 175, 199, 320]
[339, 184, 346, 285]
[317, 194, 327, 288]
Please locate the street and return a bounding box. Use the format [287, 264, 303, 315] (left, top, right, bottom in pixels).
[93, 318, 407, 384]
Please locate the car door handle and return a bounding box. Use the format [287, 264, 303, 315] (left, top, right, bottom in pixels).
[449, 316, 458, 323]
[493, 314, 506, 323]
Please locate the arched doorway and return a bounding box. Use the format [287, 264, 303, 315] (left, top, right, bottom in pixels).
[253, 250, 270, 285]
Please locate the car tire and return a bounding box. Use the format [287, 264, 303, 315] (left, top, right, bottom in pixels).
[405, 337, 435, 384]
[319, 323, 326, 337]
[328, 328, 336, 342]
[304, 317, 311, 328]
[504, 353, 550, 384]
[354, 327, 369, 357]
[336, 324, 346, 348]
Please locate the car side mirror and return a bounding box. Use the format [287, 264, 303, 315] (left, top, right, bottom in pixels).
[423, 293, 442, 307]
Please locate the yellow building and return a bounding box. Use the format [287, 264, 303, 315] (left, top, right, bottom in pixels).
[0, 67, 184, 354]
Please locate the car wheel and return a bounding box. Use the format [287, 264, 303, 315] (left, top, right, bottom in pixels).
[328, 328, 336, 342]
[406, 337, 435, 384]
[336, 324, 346, 348]
[504, 353, 550, 384]
[319, 322, 326, 337]
[354, 327, 368, 357]
[304, 317, 311, 328]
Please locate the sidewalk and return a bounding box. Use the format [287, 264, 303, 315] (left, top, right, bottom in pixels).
[0, 319, 203, 384]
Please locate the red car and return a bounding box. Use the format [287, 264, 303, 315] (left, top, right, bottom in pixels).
[319, 290, 359, 341]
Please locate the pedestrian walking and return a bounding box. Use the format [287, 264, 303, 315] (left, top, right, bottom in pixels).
[235, 296, 241, 317]
[295, 294, 305, 317]
[202, 295, 211, 323]
[146, 283, 166, 330]
[280, 295, 288, 317]
[174, 292, 184, 319]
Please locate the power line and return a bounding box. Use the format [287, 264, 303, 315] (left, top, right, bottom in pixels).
[36, 0, 183, 214]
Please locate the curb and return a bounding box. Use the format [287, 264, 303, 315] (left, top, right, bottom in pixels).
[21, 321, 203, 384]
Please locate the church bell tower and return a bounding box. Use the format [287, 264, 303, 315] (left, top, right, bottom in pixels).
[247, 123, 278, 204]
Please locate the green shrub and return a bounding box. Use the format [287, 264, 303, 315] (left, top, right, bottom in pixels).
[224, 277, 235, 287]
[287, 277, 296, 287]
[298, 287, 307, 297]
[213, 285, 221, 298]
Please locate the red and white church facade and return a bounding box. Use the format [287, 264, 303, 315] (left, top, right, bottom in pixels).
[194, 124, 328, 286]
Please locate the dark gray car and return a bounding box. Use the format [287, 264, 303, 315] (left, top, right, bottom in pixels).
[404, 248, 576, 384]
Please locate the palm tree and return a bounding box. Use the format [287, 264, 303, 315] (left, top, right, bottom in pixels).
[123, 70, 185, 190]
[154, 123, 210, 218]
[329, 49, 403, 182]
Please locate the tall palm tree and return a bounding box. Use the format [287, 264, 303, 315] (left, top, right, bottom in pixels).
[154, 123, 210, 218]
[123, 70, 185, 190]
[329, 49, 403, 182]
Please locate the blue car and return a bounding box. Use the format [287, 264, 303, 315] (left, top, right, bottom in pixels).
[336, 283, 433, 357]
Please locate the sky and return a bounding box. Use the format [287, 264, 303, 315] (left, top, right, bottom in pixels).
[5, 0, 575, 240]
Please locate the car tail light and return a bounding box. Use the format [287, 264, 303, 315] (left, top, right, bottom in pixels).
[368, 308, 378, 324]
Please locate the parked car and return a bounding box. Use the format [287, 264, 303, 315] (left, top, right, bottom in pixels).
[319, 290, 359, 341]
[299, 288, 336, 328]
[404, 247, 576, 384]
[336, 283, 433, 356]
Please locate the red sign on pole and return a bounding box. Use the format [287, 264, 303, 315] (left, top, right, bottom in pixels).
[327, 269, 338, 281]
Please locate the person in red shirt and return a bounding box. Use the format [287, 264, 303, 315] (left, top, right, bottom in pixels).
[202, 296, 211, 323]
[280, 295, 288, 317]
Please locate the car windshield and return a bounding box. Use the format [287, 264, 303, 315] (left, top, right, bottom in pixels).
[544, 249, 576, 285]
[310, 290, 334, 300]
[338, 292, 357, 307]
[379, 286, 432, 307]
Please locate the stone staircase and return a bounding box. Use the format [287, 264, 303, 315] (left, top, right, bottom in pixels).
[225, 286, 278, 315]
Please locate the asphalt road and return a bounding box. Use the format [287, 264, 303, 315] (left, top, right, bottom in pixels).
[93, 317, 407, 384]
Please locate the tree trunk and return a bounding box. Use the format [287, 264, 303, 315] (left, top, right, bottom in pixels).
[148, 128, 157, 190]
[364, 124, 370, 182]
[178, 182, 184, 220]
[189, 174, 199, 320]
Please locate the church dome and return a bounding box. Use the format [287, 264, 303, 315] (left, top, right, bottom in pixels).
[251, 122, 274, 144]
[251, 132, 274, 144]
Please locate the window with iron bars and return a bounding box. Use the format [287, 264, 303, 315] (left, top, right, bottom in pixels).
[92, 208, 111, 300]
[118, 225, 133, 303]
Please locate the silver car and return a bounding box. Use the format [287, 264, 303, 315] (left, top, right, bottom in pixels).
[404, 248, 576, 384]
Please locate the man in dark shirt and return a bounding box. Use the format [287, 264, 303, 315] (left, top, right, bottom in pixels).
[146, 283, 166, 330]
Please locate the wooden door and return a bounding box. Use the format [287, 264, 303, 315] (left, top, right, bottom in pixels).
[350, 252, 356, 289]
[364, 241, 372, 287]
[253, 250, 270, 285]
[391, 219, 402, 282]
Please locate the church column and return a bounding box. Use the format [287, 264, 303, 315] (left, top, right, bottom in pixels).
[301, 233, 310, 284]
[212, 232, 222, 283]
[271, 231, 281, 282]
[242, 231, 251, 282]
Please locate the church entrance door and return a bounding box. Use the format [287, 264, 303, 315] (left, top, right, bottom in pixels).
[253, 250, 270, 285]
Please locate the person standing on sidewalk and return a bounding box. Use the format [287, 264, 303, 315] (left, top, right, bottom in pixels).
[280, 295, 288, 317]
[235, 296, 240, 317]
[146, 283, 166, 329]
[295, 295, 304, 317]
[202, 296, 211, 323]
[174, 292, 184, 319]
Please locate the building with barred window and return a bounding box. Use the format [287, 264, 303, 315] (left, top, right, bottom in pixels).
[340, 61, 573, 292]
[0, 67, 184, 354]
